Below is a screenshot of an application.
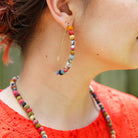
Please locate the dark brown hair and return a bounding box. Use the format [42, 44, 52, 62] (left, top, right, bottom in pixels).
[0, 0, 47, 65]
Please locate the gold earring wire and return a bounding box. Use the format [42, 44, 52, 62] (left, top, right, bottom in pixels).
[57, 28, 67, 62]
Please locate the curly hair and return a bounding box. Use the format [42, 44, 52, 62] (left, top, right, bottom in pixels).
[0, 0, 47, 65]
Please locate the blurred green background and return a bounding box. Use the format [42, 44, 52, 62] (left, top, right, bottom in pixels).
[0, 46, 138, 97]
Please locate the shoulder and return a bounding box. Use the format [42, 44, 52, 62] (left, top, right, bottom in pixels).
[0, 89, 37, 137]
[90, 80, 138, 137]
[91, 79, 137, 101]
[90, 80, 138, 108]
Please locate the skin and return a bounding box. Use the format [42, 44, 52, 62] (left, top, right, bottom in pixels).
[1, 0, 138, 130]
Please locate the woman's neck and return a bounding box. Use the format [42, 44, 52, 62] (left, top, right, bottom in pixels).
[16, 74, 100, 129]
[16, 54, 101, 129]
[16, 17, 105, 130]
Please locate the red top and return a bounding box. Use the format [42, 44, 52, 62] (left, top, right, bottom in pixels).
[0, 80, 138, 138]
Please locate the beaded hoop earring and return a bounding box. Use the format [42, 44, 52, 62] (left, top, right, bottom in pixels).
[56, 25, 76, 75]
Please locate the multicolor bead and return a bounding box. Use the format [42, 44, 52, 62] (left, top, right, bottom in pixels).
[70, 35, 75, 40]
[41, 130, 46, 135]
[70, 50, 75, 55]
[33, 119, 39, 125]
[69, 30, 74, 35]
[19, 99, 24, 104]
[27, 108, 32, 113]
[30, 115, 35, 121]
[61, 69, 66, 74]
[28, 111, 34, 117]
[66, 62, 72, 67]
[16, 96, 22, 101]
[10, 77, 48, 138]
[67, 26, 73, 31]
[35, 123, 41, 129]
[111, 134, 116, 138]
[68, 59, 73, 64]
[71, 45, 76, 50]
[42, 135, 48, 138]
[89, 85, 116, 138]
[38, 126, 44, 133]
[10, 76, 116, 138]
[63, 67, 68, 72]
[70, 40, 76, 45]
[57, 25, 76, 75]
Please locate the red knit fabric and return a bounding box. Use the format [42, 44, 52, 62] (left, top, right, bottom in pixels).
[0, 80, 138, 138]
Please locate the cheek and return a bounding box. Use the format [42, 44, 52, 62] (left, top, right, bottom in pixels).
[80, 0, 138, 67]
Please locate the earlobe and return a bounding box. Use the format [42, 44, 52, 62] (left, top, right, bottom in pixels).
[46, 0, 73, 29]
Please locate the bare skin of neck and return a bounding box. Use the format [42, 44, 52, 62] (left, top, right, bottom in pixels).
[11, 10, 108, 130]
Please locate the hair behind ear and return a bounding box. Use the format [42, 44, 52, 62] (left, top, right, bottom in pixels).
[0, 0, 47, 65]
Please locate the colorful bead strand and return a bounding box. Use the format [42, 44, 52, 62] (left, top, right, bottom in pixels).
[89, 85, 116, 138]
[10, 76, 48, 138]
[56, 26, 76, 75]
[10, 76, 116, 138]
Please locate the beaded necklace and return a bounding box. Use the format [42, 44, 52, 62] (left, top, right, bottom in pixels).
[10, 76, 116, 138]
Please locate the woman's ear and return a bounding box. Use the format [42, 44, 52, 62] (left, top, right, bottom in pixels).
[46, 0, 74, 29]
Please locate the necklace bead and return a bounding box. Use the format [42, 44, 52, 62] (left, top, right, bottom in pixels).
[16, 96, 22, 101]
[42, 134, 48, 138]
[30, 115, 36, 121]
[38, 127, 44, 133]
[10, 76, 116, 138]
[33, 120, 39, 125]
